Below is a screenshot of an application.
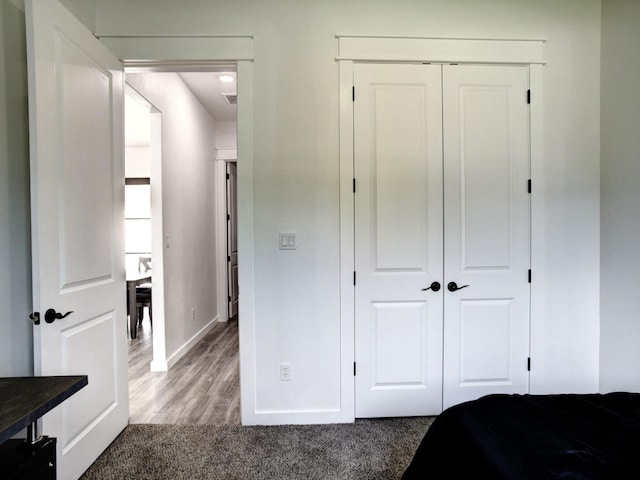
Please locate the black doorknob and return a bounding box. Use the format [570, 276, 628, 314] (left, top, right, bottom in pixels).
[447, 282, 469, 292]
[422, 281, 441, 292]
[44, 309, 74, 324]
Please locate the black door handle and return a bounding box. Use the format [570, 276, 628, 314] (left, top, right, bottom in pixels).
[447, 282, 469, 292]
[44, 308, 74, 324]
[422, 281, 441, 292]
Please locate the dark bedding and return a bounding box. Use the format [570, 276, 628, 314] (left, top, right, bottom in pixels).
[402, 392, 640, 479]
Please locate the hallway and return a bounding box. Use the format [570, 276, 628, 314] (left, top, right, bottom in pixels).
[128, 318, 240, 424]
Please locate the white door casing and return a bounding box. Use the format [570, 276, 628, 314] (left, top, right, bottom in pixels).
[354, 63, 444, 417]
[353, 63, 531, 418]
[442, 65, 531, 408]
[25, 1, 128, 478]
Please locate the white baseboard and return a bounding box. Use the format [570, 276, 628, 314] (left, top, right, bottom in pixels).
[243, 408, 354, 426]
[165, 317, 219, 370]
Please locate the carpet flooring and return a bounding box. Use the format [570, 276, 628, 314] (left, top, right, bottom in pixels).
[80, 417, 433, 480]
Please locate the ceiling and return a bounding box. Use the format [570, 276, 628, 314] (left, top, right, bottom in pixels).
[125, 71, 237, 148]
[178, 71, 237, 122]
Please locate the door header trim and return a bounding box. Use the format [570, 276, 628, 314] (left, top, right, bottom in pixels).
[336, 36, 545, 65]
[98, 35, 254, 63]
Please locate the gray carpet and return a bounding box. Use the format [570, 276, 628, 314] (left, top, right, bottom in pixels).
[80, 417, 433, 480]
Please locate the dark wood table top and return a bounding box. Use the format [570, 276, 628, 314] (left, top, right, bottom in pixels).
[0, 376, 88, 444]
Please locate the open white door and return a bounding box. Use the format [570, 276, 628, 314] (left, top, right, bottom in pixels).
[25, 1, 128, 478]
[227, 162, 239, 319]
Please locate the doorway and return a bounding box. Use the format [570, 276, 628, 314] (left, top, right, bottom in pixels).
[124, 68, 240, 424]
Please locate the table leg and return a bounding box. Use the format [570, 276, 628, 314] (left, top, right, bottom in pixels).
[128, 281, 138, 339]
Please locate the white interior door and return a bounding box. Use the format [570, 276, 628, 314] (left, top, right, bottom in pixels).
[354, 63, 444, 417]
[227, 162, 239, 318]
[442, 65, 530, 408]
[25, 1, 128, 478]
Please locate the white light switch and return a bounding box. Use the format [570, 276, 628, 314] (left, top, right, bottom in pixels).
[279, 232, 296, 250]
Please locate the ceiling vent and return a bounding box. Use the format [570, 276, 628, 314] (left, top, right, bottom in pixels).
[222, 93, 237, 105]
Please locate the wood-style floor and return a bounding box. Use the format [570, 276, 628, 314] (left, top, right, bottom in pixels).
[128, 313, 240, 425]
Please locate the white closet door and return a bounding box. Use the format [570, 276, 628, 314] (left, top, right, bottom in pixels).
[354, 63, 444, 417]
[442, 65, 530, 409]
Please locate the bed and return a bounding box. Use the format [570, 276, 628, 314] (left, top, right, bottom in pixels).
[402, 392, 640, 479]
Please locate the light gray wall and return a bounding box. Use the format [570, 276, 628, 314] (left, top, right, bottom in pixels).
[60, 0, 96, 32]
[95, 0, 603, 422]
[0, 0, 32, 376]
[125, 72, 220, 361]
[600, 0, 640, 392]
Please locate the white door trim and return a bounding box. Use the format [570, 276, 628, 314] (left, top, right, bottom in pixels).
[94, 35, 258, 425]
[339, 36, 545, 420]
[336, 35, 546, 64]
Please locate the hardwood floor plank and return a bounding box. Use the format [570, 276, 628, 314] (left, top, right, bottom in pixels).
[128, 315, 240, 424]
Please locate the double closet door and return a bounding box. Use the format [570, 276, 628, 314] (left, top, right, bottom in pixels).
[354, 63, 531, 418]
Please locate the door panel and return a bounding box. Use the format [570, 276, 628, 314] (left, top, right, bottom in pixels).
[26, 1, 127, 478]
[355, 63, 443, 417]
[442, 65, 530, 408]
[459, 299, 512, 383]
[57, 31, 115, 287]
[370, 302, 429, 385]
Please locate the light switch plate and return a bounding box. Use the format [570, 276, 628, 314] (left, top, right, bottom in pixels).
[279, 232, 296, 250]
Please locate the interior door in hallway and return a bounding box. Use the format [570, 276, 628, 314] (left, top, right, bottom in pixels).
[354, 63, 444, 418]
[442, 65, 531, 409]
[227, 162, 239, 319]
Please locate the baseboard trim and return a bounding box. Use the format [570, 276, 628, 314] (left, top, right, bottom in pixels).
[165, 317, 219, 370]
[243, 408, 354, 426]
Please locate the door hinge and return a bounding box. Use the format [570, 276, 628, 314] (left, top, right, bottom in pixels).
[527, 179, 531, 194]
[228, 295, 231, 302]
[226, 173, 230, 180]
[528, 269, 532, 283]
[527, 357, 531, 371]
[527, 89, 531, 104]
[227, 255, 231, 262]
[353, 271, 356, 286]
[352, 86, 355, 102]
[354, 362, 356, 376]
[353, 178, 356, 193]
[227, 214, 231, 221]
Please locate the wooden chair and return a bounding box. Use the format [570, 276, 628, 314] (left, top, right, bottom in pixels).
[136, 256, 152, 327]
[135, 287, 152, 327]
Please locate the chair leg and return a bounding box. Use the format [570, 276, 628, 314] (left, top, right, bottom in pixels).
[138, 307, 144, 326]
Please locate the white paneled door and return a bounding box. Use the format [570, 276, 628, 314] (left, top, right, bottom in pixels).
[354, 64, 444, 417]
[26, 1, 128, 478]
[442, 65, 531, 409]
[354, 63, 530, 418]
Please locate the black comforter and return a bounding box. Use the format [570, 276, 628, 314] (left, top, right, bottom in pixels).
[402, 392, 640, 479]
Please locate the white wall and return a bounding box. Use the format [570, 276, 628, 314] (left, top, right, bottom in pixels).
[124, 147, 150, 178]
[0, 0, 33, 376]
[600, 0, 640, 392]
[95, 0, 603, 423]
[125, 72, 220, 363]
[214, 120, 236, 150]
